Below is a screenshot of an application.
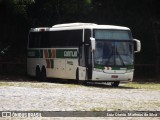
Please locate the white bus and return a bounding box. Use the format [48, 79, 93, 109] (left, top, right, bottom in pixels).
[27, 23, 141, 87]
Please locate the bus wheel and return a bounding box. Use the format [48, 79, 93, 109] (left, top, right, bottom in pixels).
[36, 66, 41, 81]
[111, 81, 120, 87]
[83, 71, 88, 85]
[76, 68, 79, 84]
[41, 66, 46, 82]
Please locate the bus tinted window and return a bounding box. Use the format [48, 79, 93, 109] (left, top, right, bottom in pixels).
[84, 29, 91, 43]
[28, 30, 83, 48]
[49, 30, 83, 47]
[29, 32, 40, 48]
[40, 32, 49, 48]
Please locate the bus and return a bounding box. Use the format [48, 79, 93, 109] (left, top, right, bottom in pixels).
[27, 23, 141, 87]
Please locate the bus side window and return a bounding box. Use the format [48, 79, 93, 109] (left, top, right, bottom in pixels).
[29, 32, 40, 48]
[79, 45, 85, 67]
[65, 30, 83, 47]
[49, 30, 82, 47]
[40, 32, 49, 48]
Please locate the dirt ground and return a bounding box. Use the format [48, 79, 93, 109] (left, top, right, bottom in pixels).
[0, 75, 160, 120]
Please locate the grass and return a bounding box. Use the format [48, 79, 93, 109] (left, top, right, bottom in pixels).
[90, 107, 107, 111]
[0, 81, 50, 88]
[0, 81, 80, 89]
[123, 82, 160, 90]
[0, 82, 15, 87]
[0, 75, 160, 90]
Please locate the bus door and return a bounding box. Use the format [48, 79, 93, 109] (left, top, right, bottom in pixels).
[77, 29, 92, 80]
[78, 44, 87, 80]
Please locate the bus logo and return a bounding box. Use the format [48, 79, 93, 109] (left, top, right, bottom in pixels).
[64, 51, 77, 57]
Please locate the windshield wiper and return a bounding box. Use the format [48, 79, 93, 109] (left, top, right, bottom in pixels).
[116, 46, 125, 66]
[105, 46, 114, 65]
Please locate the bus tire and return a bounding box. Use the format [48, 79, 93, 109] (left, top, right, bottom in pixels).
[111, 81, 120, 87]
[36, 66, 41, 81]
[83, 71, 88, 85]
[41, 66, 46, 82]
[76, 68, 80, 84]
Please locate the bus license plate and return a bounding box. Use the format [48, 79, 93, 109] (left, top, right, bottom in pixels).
[111, 75, 118, 78]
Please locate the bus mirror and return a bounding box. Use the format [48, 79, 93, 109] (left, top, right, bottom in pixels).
[90, 37, 96, 51]
[133, 39, 141, 53]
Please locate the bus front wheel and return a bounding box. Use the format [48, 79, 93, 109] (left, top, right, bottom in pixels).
[76, 68, 79, 84]
[36, 66, 41, 81]
[111, 81, 120, 87]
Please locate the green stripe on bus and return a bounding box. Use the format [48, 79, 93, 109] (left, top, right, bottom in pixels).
[94, 64, 104, 69]
[48, 49, 52, 58]
[94, 64, 134, 70]
[28, 49, 78, 58]
[28, 50, 43, 58]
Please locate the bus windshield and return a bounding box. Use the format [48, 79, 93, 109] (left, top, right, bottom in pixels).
[94, 29, 133, 66]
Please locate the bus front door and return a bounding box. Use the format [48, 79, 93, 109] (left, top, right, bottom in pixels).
[77, 44, 92, 81]
[78, 45, 87, 80]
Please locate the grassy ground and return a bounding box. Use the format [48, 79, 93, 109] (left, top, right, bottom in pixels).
[0, 81, 160, 91]
[0, 75, 160, 90]
[123, 82, 160, 90]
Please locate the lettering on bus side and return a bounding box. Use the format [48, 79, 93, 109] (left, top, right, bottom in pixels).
[56, 49, 78, 58]
[64, 51, 77, 58]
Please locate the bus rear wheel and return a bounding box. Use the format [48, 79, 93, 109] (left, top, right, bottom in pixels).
[40, 66, 46, 82]
[111, 81, 120, 87]
[36, 66, 41, 81]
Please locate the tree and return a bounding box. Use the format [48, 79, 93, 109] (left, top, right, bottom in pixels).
[0, 0, 34, 62]
[27, 0, 93, 26]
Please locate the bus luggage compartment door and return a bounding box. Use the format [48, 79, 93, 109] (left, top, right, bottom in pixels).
[78, 66, 86, 80]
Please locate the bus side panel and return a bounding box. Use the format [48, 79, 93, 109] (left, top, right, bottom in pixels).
[47, 59, 66, 78]
[27, 58, 35, 76]
[46, 59, 78, 79]
[65, 59, 79, 79]
[27, 58, 46, 76]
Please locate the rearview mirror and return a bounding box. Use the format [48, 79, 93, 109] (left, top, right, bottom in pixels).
[133, 39, 141, 53]
[90, 37, 95, 51]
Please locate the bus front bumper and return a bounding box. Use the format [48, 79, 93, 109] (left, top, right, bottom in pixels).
[92, 70, 134, 82]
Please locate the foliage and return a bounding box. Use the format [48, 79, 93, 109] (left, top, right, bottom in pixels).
[27, 0, 93, 26]
[0, 0, 160, 65]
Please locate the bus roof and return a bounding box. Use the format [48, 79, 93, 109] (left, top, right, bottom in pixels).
[51, 23, 130, 31]
[30, 23, 130, 32]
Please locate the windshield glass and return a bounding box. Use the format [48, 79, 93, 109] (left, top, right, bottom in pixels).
[94, 41, 134, 66]
[94, 29, 133, 67]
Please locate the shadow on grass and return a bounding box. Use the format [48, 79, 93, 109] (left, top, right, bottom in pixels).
[47, 78, 135, 89]
[0, 74, 36, 82]
[0, 74, 137, 89]
[80, 82, 135, 89]
[134, 78, 160, 83]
